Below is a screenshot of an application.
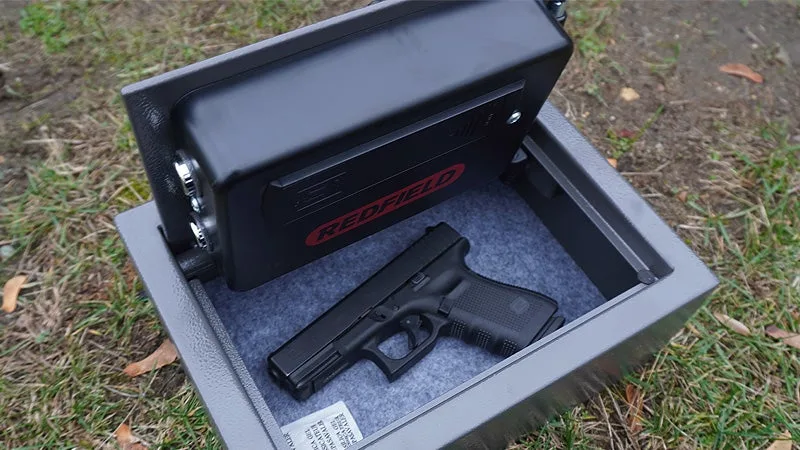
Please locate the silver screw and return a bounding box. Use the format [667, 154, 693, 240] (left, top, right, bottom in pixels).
[190, 197, 203, 213]
[506, 111, 522, 125]
[174, 159, 198, 198]
[547, 0, 567, 22]
[190, 219, 209, 251]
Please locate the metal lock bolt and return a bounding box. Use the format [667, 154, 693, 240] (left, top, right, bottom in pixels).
[190, 218, 210, 251]
[190, 196, 203, 213]
[174, 159, 199, 198]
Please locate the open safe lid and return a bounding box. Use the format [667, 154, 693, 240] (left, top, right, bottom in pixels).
[121, 0, 574, 291]
[116, 101, 717, 448]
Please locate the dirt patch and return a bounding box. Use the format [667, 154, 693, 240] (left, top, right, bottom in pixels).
[554, 0, 799, 228]
[0, 16, 87, 196]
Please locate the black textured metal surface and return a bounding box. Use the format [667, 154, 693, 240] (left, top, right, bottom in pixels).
[120, 0, 441, 246]
[164, 0, 571, 290]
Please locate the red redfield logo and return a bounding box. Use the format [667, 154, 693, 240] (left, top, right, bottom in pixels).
[305, 163, 466, 246]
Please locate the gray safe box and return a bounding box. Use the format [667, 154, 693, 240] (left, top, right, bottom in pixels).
[115, 1, 717, 448]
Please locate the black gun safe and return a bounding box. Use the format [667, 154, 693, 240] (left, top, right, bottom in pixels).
[116, 1, 717, 448]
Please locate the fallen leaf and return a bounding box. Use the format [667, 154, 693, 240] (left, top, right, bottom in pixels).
[765, 430, 793, 450]
[765, 325, 800, 350]
[617, 129, 636, 139]
[625, 384, 644, 434]
[0, 155, 5, 164]
[713, 312, 751, 336]
[123, 339, 178, 377]
[114, 423, 149, 450]
[620, 87, 640, 102]
[2, 275, 28, 313]
[606, 158, 618, 169]
[719, 63, 764, 84]
[676, 191, 688, 203]
[766, 325, 793, 339]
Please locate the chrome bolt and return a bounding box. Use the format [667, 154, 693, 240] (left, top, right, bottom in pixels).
[189, 196, 203, 213]
[190, 219, 209, 251]
[506, 111, 522, 125]
[174, 159, 198, 198]
[547, 0, 567, 22]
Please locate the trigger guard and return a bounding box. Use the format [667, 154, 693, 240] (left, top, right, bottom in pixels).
[362, 313, 448, 382]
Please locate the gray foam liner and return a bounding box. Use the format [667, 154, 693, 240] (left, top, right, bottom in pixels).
[204, 181, 606, 438]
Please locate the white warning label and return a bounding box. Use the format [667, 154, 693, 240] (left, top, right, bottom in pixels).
[281, 401, 363, 450]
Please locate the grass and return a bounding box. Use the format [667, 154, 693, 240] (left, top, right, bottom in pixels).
[647, 41, 681, 78]
[644, 131, 799, 447]
[606, 105, 665, 158]
[256, 0, 322, 33]
[1, 1, 326, 446]
[2, 0, 799, 448]
[19, 2, 71, 53]
[568, 1, 617, 61]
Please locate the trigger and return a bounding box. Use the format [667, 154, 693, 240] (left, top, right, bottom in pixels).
[400, 315, 426, 349]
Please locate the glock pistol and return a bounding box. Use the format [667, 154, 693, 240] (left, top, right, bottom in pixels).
[268, 223, 565, 400]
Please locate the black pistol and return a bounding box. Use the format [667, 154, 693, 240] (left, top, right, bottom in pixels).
[268, 223, 565, 400]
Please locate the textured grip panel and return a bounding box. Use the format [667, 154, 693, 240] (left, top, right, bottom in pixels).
[455, 282, 549, 332]
[446, 274, 559, 357]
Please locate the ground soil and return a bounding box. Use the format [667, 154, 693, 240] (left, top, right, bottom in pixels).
[0, 0, 85, 197]
[553, 0, 799, 228]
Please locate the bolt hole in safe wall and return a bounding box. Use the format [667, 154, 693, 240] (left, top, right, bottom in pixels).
[117, 0, 716, 448]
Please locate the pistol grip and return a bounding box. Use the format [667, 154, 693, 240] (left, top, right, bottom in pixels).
[361, 313, 448, 381]
[443, 272, 562, 357]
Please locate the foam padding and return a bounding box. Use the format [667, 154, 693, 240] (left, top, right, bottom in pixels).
[204, 181, 606, 437]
